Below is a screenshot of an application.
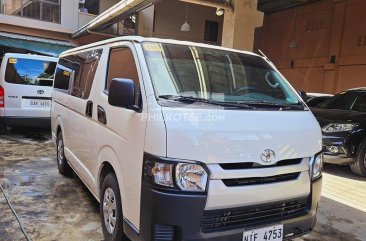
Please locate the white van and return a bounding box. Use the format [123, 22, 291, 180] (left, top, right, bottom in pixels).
[51, 36, 323, 241]
[0, 53, 57, 128]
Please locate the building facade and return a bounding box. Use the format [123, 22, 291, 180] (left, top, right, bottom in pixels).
[255, 0, 366, 94]
[0, 0, 119, 57]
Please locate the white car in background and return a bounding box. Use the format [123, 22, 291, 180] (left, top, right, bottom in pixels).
[0, 53, 57, 128]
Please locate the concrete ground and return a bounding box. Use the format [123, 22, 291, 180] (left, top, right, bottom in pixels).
[0, 129, 365, 241]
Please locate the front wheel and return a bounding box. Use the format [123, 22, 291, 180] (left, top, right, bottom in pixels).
[100, 173, 127, 241]
[350, 142, 366, 177]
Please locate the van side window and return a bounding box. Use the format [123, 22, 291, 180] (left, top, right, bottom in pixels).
[106, 48, 139, 92]
[72, 49, 102, 99]
[54, 49, 102, 99]
[54, 66, 71, 91]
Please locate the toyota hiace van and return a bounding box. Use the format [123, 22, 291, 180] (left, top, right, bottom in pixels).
[51, 37, 323, 241]
[0, 53, 57, 128]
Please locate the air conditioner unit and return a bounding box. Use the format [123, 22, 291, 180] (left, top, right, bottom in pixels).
[79, 0, 85, 4]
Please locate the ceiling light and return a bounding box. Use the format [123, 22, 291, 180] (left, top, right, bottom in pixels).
[288, 40, 297, 48]
[216, 8, 224, 16]
[181, 5, 191, 32]
[181, 21, 191, 32]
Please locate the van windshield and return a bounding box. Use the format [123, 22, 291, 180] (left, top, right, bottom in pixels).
[5, 57, 56, 86]
[142, 43, 303, 110]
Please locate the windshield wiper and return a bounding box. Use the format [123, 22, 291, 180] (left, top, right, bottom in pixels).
[237, 100, 305, 110]
[158, 95, 255, 109]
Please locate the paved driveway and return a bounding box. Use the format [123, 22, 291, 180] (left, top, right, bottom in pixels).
[0, 130, 365, 241]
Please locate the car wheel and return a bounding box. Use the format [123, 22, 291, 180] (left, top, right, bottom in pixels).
[56, 132, 73, 176]
[100, 173, 127, 241]
[350, 141, 366, 177]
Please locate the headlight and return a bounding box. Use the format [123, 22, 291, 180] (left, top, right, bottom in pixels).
[175, 163, 208, 192]
[311, 153, 323, 180]
[322, 123, 358, 133]
[144, 155, 208, 192]
[151, 162, 174, 187]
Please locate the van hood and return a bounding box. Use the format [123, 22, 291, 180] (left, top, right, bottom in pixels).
[162, 107, 322, 164]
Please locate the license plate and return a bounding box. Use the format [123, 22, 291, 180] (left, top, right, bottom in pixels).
[243, 225, 283, 241]
[22, 99, 51, 109]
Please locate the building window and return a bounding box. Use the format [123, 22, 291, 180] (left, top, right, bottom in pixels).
[204, 20, 219, 44]
[118, 15, 137, 36]
[79, 0, 99, 15]
[0, 0, 61, 24]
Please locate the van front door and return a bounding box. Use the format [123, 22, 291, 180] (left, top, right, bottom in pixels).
[91, 43, 148, 229]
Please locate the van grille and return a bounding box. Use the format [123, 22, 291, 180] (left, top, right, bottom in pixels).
[222, 172, 300, 187]
[219, 158, 302, 170]
[202, 199, 309, 233]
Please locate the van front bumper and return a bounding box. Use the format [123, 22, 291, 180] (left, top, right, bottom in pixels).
[136, 177, 322, 241]
[0, 116, 51, 128]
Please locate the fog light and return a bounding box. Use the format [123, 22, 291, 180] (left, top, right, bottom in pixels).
[327, 146, 339, 153]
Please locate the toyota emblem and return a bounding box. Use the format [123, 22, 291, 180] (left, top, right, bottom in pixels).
[37, 90, 44, 94]
[260, 149, 276, 164]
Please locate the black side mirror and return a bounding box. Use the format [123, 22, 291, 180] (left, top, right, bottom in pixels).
[298, 90, 308, 102]
[108, 78, 140, 111]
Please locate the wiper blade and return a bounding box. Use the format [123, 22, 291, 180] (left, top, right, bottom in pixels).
[237, 101, 304, 110]
[158, 95, 254, 109]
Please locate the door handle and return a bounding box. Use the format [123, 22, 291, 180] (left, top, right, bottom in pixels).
[97, 105, 107, 125]
[86, 100, 93, 118]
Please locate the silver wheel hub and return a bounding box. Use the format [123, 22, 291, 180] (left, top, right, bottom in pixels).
[103, 187, 117, 235]
[57, 139, 64, 165]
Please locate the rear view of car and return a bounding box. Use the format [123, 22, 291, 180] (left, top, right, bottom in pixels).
[0, 53, 57, 128]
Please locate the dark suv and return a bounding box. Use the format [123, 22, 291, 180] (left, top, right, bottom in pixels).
[311, 88, 366, 177]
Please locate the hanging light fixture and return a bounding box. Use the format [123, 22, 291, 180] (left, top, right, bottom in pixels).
[288, 8, 297, 48]
[216, 8, 224, 16]
[181, 5, 191, 32]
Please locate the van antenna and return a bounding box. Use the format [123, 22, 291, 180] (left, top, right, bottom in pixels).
[258, 49, 272, 63]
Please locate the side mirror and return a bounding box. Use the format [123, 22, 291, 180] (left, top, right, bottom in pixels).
[298, 90, 308, 102]
[108, 78, 139, 111]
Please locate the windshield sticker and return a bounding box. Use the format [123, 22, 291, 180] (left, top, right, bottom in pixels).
[9, 58, 17, 64]
[63, 70, 70, 77]
[143, 43, 163, 52]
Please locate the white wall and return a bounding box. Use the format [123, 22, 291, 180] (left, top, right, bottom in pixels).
[153, 0, 224, 44]
[0, 0, 79, 33]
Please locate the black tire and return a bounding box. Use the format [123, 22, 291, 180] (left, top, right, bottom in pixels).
[350, 141, 366, 177]
[100, 173, 127, 241]
[56, 132, 73, 177]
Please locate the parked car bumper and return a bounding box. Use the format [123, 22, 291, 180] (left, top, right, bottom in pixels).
[322, 134, 356, 164]
[0, 116, 51, 128]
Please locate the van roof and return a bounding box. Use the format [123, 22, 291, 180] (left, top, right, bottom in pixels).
[3, 53, 58, 61]
[61, 36, 260, 57]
